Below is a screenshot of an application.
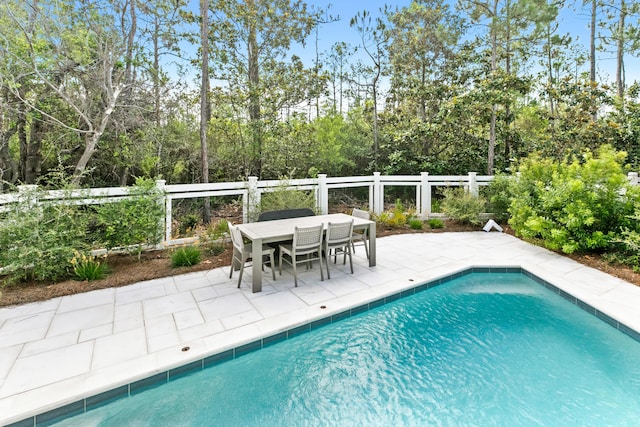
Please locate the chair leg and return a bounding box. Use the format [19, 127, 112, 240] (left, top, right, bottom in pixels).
[347, 245, 353, 274]
[363, 237, 369, 259]
[237, 255, 245, 288]
[292, 255, 298, 287]
[325, 250, 331, 280]
[269, 252, 276, 281]
[319, 250, 324, 281]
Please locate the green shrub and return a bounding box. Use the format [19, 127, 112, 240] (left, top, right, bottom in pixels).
[171, 246, 202, 267]
[70, 250, 110, 281]
[259, 181, 316, 219]
[428, 218, 445, 229]
[200, 219, 229, 255]
[95, 177, 165, 258]
[441, 188, 486, 225]
[508, 145, 640, 254]
[484, 173, 512, 222]
[0, 186, 89, 284]
[178, 213, 200, 236]
[409, 218, 424, 230]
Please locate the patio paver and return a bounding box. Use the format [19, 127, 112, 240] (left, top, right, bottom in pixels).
[1, 232, 640, 425]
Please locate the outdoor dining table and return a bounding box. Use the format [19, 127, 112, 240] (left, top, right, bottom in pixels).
[235, 213, 376, 292]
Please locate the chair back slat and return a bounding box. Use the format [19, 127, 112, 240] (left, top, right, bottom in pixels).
[293, 224, 323, 251]
[326, 220, 354, 244]
[228, 224, 244, 251]
[352, 208, 370, 220]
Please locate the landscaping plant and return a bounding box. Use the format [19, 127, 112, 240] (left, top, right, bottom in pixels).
[95, 177, 165, 259]
[70, 250, 110, 281]
[171, 246, 202, 267]
[441, 188, 487, 225]
[0, 186, 89, 284]
[508, 145, 640, 254]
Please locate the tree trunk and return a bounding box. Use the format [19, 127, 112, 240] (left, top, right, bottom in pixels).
[488, 0, 499, 175]
[200, 0, 211, 223]
[616, 0, 626, 99]
[590, 0, 597, 121]
[72, 87, 122, 183]
[247, 8, 262, 177]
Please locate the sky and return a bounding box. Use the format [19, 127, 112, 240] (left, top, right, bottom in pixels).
[184, 0, 640, 86]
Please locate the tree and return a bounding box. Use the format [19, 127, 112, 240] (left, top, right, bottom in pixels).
[457, 0, 557, 173]
[350, 9, 389, 166]
[200, 0, 211, 222]
[0, 0, 139, 184]
[208, 0, 321, 178]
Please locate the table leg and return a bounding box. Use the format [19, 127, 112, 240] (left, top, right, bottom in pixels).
[368, 222, 376, 267]
[251, 237, 263, 293]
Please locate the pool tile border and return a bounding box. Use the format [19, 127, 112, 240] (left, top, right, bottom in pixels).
[9, 266, 640, 427]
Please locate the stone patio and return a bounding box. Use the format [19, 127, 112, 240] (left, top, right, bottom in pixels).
[2, 232, 640, 425]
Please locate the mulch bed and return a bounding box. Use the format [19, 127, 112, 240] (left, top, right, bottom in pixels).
[1, 219, 639, 307]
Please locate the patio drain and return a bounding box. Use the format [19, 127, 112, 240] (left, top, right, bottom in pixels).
[181, 346, 190, 352]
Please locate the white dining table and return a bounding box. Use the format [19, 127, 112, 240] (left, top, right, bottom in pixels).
[235, 213, 376, 292]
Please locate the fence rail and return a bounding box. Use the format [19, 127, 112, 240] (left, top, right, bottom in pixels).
[0, 172, 497, 247]
[5, 171, 637, 247]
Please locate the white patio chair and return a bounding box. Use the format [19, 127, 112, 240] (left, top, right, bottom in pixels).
[324, 220, 354, 279]
[279, 223, 324, 287]
[351, 208, 370, 260]
[228, 224, 276, 288]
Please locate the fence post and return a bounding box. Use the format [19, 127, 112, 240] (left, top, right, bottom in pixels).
[317, 174, 328, 214]
[468, 172, 479, 197]
[155, 180, 169, 246]
[628, 172, 639, 186]
[420, 172, 430, 219]
[245, 176, 259, 222]
[373, 172, 382, 215]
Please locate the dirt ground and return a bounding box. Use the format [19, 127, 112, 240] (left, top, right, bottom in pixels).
[1, 220, 639, 308]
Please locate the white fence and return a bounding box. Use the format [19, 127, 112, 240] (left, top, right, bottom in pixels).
[0, 172, 498, 247]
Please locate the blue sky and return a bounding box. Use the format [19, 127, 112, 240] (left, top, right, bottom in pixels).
[183, 0, 640, 85]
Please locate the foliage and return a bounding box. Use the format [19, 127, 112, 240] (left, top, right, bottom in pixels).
[95, 178, 165, 258]
[200, 219, 229, 256]
[409, 218, 424, 230]
[171, 246, 202, 267]
[428, 218, 445, 229]
[508, 145, 640, 254]
[484, 173, 513, 222]
[70, 250, 110, 281]
[260, 181, 317, 214]
[441, 188, 487, 225]
[0, 186, 88, 284]
[178, 214, 200, 236]
[375, 199, 415, 227]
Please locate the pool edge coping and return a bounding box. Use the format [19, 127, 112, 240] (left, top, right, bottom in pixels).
[7, 265, 640, 427]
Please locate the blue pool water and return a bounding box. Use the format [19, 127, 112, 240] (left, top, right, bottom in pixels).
[56, 273, 640, 426]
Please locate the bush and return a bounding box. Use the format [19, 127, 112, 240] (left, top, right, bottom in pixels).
[70, 250, 110, 281]
[428, 218, 445, 229]
[259, 181, 316, 219]
[178, 213, 200, 236]
[0, 186, 89, 284]
[441, 188, 486, 225]
[409, 218, 424, 230]
[375, 199, 416, 228]
[484, 173, 512, 222]
[508, 145, 640, 254]
[95, 177, 165, 258]
[171, 246, 202, 267]
[200, 219, 229, 256]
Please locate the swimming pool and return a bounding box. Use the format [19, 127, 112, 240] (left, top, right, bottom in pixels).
[51, 272, 640, 426]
